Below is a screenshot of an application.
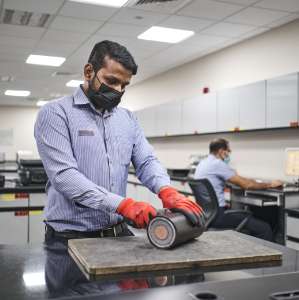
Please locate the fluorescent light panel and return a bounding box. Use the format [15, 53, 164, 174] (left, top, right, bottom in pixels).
[37, 100, 49, 107]
[68, 0, 128, 7]
[66, 80, 84, 87]
[138, 26, 194, 44]
[5, 90, 30, 97]
[26, 55, 65, 67]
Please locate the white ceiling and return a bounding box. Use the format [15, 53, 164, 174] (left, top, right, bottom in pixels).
[0, 0, 298, 107]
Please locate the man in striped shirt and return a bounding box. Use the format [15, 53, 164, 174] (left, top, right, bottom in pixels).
[35, 40, 204, 240]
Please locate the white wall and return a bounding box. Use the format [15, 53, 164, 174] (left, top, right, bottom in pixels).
[123, 19, 299, 111]
[149, 129, 299, 181]
[0, 107, 39, 160]
[122, 19, 299, 181]
[1, 20, 299, 181]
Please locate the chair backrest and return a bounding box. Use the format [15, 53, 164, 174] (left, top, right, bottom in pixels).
[189, 178, 219, 227]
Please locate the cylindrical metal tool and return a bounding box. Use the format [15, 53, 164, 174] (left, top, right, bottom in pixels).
[147, 209, 205, 249]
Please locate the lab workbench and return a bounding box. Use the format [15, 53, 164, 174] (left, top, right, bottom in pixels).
[127, 169, 299, 248]
[0, 178, 46, 244]
[228, 184, 299, 246]
[0, 231, 299, 300]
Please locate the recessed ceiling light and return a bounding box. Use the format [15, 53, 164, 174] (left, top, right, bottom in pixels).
[66, 80, 84, 87]
[26, 55, 65, 67]
[37, 100, 49, 107]
[138, 26, 194, 44]
[68, 0, 128, 7]
[5, 90, 31, 97]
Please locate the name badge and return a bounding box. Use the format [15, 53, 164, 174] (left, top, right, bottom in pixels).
[78, 130, 94, 136]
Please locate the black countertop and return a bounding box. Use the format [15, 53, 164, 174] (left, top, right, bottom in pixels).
[1, 233, 299, 300]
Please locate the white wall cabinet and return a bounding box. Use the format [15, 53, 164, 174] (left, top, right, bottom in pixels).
[135, 107, 156, 137]
[0, 211, 28, 244]
[155, 101, 182, 136]
[266, 73, 299, 128]
[217, 88, 239, 132]
[135, 73, 299, 137]
[238, 81, 266, 130]
[182, 93, 217, 134]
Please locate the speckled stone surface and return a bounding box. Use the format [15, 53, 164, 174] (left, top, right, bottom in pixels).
[68, 230, 282, 275]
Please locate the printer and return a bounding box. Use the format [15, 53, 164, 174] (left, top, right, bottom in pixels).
[18, 159, 47, 186]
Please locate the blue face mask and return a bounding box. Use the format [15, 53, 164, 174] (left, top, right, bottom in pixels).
[223, 155, 231, 164]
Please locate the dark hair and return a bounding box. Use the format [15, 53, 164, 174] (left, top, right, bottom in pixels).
[88, 40, 138, 75]
[209, 138, 229, 154]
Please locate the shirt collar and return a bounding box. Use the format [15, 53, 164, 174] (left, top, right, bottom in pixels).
[73, 86, 90, 105]
[72, 85, 115, 117]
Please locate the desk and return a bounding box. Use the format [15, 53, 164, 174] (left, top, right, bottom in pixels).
[228, 184, 299, 246]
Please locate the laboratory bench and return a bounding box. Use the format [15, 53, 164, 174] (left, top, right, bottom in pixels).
[127, 168, 299, 249]
[0, 177, 46, 244]
[0, 161, 18, 173]
[0, 231, 299, 300]
[228, 184, 299, 247]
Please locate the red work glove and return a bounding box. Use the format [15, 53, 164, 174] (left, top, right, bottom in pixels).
[117, 198, 157, 229]
[158, 187, 205, 226]
[118, 279, 149, 290]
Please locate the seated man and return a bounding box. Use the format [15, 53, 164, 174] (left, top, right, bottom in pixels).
[194, 138, 282, 241]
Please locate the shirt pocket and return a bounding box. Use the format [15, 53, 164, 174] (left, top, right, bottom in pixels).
[117, 136, 133, 166]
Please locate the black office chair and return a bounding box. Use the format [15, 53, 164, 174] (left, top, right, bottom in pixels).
[189, 179, 252, 232]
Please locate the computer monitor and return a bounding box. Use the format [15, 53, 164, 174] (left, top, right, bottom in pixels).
[285, 148, 299, 177]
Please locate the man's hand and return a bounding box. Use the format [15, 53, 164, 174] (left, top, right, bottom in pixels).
[269, 180, 283, 188]
[158, 187, 205, 226]
[117, 198, 157, 228]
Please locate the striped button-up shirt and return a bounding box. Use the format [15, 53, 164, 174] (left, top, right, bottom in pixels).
[34, 86, 170, 232]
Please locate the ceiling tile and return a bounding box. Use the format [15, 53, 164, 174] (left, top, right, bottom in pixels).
[3, 0, 64, 14]
[0, 62, 53, 80]
[96, 22, 148, 38]
[109, 8, 169, 26]
[235, 26, 270, 40]
[131, 0, 191, 14]
[49, 16, 103, 34]
[0, 35, 38, 48]
[255, 0, 299, 13]
[186, 33, 230, 48]
[215, 0, 261, 5]
[59, 2, 118, 21]
[34, 41, 79, 57]
[158, 15, 215, 32]
[177, 0, 244, 20]
[266, 13, 299, 28]
[0, 44, 33, 56]
[227, 7, 290, 26]
[41, 29, 89, 44]
[0, 24, 46, 39]
[201, 22, 257, 37]
[0, 50, 30, 63]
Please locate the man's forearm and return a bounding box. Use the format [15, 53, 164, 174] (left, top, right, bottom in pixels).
[247, 179, 271, 190]
[48, 166, 123, 212]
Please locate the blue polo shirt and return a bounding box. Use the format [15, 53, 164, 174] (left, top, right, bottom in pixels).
[194, 154, 236, 207]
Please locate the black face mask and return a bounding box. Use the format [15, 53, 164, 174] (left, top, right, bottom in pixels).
[87, 75, 124, 111]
